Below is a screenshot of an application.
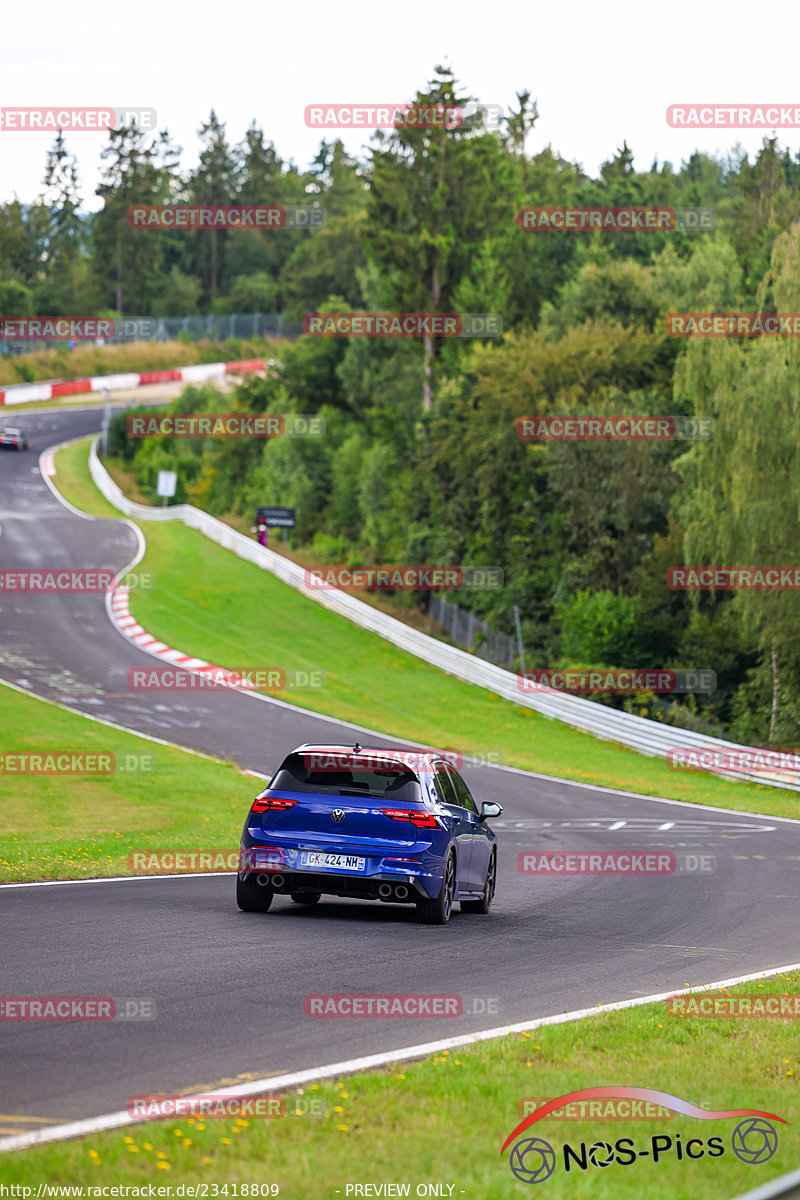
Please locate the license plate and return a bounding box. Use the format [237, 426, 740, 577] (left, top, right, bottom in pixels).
[300, 852, 366, 872]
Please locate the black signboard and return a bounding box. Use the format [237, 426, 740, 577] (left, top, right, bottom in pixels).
[257, 507, 296, 528]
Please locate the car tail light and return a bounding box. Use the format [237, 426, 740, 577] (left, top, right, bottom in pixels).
[381, 808, 439, 828]
[251, 796, 298, 813]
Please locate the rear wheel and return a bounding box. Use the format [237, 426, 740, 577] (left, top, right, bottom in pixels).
[416, 851, 456, 925]
[236, 873, 273, 912]
[291, 892, 321, 905]
[461, 848, 496, 914]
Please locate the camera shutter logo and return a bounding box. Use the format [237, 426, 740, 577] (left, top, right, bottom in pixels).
[508, 1137, 556, 1184]
[731, 1118, 779, 1165]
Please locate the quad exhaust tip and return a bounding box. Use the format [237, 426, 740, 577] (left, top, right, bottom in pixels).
[271, 873, 285, 889]
[378, 882, 410, 901]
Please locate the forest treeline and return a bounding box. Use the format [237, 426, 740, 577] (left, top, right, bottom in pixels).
[5, 67, 800, 743]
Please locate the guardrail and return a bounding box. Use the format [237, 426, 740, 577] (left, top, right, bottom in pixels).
[732, 1165, 800, 1199]
[87, 439, 800, 793]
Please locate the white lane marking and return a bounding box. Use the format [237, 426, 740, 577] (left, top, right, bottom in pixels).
[0, 872, 238, 890]
[2, 958, 799, 1154]
[493, 818, 776, 833]
[658, 822, 676, 830]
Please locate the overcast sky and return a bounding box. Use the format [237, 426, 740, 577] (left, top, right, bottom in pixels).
[3, 0, 800, 209]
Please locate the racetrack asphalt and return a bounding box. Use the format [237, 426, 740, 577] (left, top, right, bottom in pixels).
[1, 406, 799, 1134]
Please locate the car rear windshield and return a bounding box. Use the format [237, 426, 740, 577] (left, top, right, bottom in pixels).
[268, 752, 422, 802]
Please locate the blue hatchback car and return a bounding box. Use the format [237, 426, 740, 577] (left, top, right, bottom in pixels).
[237, 743, 502, 924]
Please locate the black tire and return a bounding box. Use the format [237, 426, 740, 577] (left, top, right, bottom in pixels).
[291, 892, 321, 905]
[416, 851, 456, 925]
[461, 848, 496, 914]
[236, 873, 273, 912]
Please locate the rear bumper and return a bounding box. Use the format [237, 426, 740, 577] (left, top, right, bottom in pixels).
[239, 838, 444, 901]
[249, 867, 431, 903]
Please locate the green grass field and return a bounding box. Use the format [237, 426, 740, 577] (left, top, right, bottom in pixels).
[4, 971, 798, 1198]
[0, 683, 256, 882]
[50, 436, 800, 821]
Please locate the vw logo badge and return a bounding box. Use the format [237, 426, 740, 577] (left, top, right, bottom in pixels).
[331, 809, 346, 823]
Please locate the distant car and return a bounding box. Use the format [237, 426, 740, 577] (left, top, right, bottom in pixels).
[237, 743, 502, 924]
[0, 427, 29, 451]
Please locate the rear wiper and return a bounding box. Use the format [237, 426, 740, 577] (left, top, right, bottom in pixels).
[337, 789, 383, 798]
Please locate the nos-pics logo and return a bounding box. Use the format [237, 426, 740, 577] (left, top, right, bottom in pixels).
[501, 1088, 783, 1184]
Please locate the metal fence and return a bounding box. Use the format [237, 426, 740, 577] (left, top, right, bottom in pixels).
[148, 314, 303, 342]
[429, 595, 515, 670]
[0, 313, 303, 356]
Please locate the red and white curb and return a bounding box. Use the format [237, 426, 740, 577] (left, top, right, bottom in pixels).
[109, 587, 260, 693]
[0, 358, 270, 406]
[41, 450, 56, 476]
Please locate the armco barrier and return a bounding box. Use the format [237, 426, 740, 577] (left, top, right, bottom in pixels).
[0, 359, 270, 405]
[732, 1165, 800, 1200]
[87, 439, 800, 793]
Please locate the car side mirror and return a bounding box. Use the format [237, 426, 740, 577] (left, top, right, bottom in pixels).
[480, 801, 502, 821]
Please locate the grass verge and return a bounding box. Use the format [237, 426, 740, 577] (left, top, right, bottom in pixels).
[0, 683, 255, 882]
[3, 971, 799, 1197]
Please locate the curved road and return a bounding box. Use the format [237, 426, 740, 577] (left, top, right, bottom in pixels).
[1, 405, 799, 1137]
